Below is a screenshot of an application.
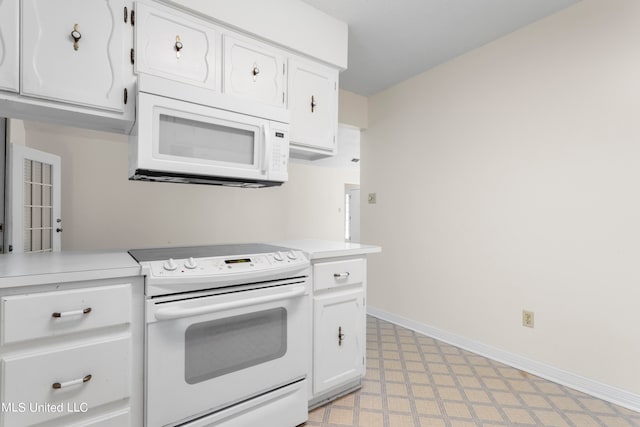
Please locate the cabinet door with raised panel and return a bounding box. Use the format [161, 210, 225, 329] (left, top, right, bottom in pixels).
[0, 0, 19, 92]
[21, 0, 130, 113]
[313, 288, 364, 395]
[223, 34, 286, 108]
[135, 0, 218, 90]
[288, 58, 338, 156]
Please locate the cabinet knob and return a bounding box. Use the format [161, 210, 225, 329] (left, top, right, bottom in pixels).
[311, 95, 317, 113]
[175, 35, 183, 58]
[252, 64, 260, 82]
[70, 24, 82, 51]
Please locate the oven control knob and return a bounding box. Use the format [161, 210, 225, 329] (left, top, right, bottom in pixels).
[184, 257, 198, 269]
[273, 252, 284, 261]
[287, 251, 297, 260]
[163, 258, 178, 271]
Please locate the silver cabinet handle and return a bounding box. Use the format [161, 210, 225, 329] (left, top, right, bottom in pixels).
[52, 374, 92, 390]
[52, 307, 92, 318]
[333, 272, 350, 279]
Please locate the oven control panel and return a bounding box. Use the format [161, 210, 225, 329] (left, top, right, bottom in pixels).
[142, 250, 308, 279]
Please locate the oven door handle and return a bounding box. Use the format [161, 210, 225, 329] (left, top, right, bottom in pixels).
[154, 285, 307, 321]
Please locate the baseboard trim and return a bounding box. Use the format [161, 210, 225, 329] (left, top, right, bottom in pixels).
[367, 306, 640, 413]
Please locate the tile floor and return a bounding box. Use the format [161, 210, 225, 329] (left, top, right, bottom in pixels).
[305, 316, 640, 427]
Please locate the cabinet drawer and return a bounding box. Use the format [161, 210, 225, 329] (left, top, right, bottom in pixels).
[313, 258, 365, 291]
[223, 34, 286, 108]
[1, 284, 131, 345]
[135, 0, 218, 89]
[0, 336, 130, 426]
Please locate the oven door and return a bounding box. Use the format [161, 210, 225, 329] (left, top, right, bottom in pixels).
[145, 279, 310, 427]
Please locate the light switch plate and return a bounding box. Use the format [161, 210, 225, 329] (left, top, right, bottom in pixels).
[368, 193, 377, 204]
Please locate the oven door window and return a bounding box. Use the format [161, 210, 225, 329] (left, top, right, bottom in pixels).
[184, 308, 287, 384]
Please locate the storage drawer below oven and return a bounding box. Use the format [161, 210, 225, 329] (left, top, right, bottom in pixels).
[184, 379, 308, 427]
[0, 336, 130, 426]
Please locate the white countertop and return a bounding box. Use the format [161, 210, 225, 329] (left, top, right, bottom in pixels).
[0, 251, 141, 288]
[275, 239, 381, 260]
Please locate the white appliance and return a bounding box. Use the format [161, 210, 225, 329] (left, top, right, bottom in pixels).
[129, 244, 310, 427]
[129, 92, 290, 187]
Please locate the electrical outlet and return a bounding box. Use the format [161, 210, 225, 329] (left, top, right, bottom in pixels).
[368, 193, 377, 204]
[522, 310, 534, 328]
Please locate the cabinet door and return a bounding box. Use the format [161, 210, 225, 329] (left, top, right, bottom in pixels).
[288, 58, 338, 155]
[0, 0, 19, 92]
[21, 0, 129, 113]
[313, 288, 364, 395]
[223, 35, 286, 109]
[135, 0, 218, 90]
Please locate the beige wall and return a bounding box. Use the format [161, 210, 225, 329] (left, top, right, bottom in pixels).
[23, 122, 357, 250]
[339, 89, 368, 129]
[362, 0, 640, 395]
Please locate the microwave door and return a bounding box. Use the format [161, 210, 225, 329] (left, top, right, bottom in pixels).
[134, 93, 270, 182]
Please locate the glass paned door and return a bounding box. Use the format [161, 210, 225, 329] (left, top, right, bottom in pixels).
[9, 145, 61, 253]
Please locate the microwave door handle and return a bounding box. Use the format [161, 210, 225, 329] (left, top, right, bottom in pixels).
[154, 285, 306, 321]
[261, 124, 269, 175]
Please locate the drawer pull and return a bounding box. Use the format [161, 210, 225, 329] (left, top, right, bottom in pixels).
[338, 326, 345, 346]
[333, 272, 350, 279]
[52, 374, 92, 390]
[52, 307, 92, 318]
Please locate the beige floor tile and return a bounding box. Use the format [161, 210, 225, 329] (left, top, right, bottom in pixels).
[473, 404, 504, 422]
[442, 401, 472, 419]
[418, 416, 446, 427]
[403, 351, 422, 362]
[457, 375, 481, 389]
[432, 374, 455, 387]
[383, 350, 402, 360]
[386, 382, 409, 397]
[308, 406, 326, 422]
[327, 408, 354, 425]
[411, 384, 436, 399]
[405, 361, 427, 372]
[507, 378, 537, 393]
[407, 371, 430, 385]
[387, 396, 412, 413]
[503, 407, 535, 425]
[463, 389, 492, 404]
[385, 370, 406, 383]
[564, 412, 601, 426]
[547, 395, 583, 411]
[436, 386, 464, 401]
[388, 413, 418, 427]
[414, 399, 441, 416]
[359, 394, 384, 410]
[532, 409, 571, 427]
[596, 416, 636, 427]
[490, 391, 521, 406]
[519, 392, 552, 409]
[384, 359, 404, 370]
[579, 397, 617, 414]
[427, 363, 449, 374]
[358, 410, 385, 427]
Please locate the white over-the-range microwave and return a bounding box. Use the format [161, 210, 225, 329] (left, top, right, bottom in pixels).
[129, 90, 290, 188]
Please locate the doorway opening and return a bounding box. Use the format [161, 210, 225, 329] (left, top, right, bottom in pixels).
[345, 184, 360, 242]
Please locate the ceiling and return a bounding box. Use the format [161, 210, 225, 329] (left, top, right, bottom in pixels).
[299, 0, 580, 96]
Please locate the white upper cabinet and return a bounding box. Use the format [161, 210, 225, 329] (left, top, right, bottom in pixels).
[0, 0, 19, 93]
[135, 0, 218, 90]
[21, 0, 131, 114]
[223, 34, 286, 109]
[288, 57, 339, 159]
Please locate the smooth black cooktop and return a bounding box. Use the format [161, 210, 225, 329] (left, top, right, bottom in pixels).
[128, 243, 293, 263]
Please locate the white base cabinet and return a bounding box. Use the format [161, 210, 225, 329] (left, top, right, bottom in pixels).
[0, 277, 143, 427]
[313, 288, 364, 395]
[310, 256, 366, 407]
